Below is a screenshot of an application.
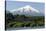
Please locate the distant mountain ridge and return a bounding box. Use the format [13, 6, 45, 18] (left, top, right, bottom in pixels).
[8, 5, 44, 16]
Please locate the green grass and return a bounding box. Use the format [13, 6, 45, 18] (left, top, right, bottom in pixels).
[7, 20, 44, 28]
[6, 15, 44, 28]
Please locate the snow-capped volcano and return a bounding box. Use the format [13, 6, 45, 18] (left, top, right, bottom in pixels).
[10, 5, 43, 16]
[17, 5, 39, 13]
[11, 5, 39, 13]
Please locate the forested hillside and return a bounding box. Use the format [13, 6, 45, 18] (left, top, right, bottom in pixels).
[5, 11, 45, 29]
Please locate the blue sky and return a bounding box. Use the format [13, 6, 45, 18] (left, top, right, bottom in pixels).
[6, 1, 44, 14]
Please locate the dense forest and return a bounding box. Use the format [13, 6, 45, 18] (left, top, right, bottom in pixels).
[5, 11, 45, 29]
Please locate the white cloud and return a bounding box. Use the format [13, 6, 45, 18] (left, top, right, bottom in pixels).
[7, 0, 45, 3]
